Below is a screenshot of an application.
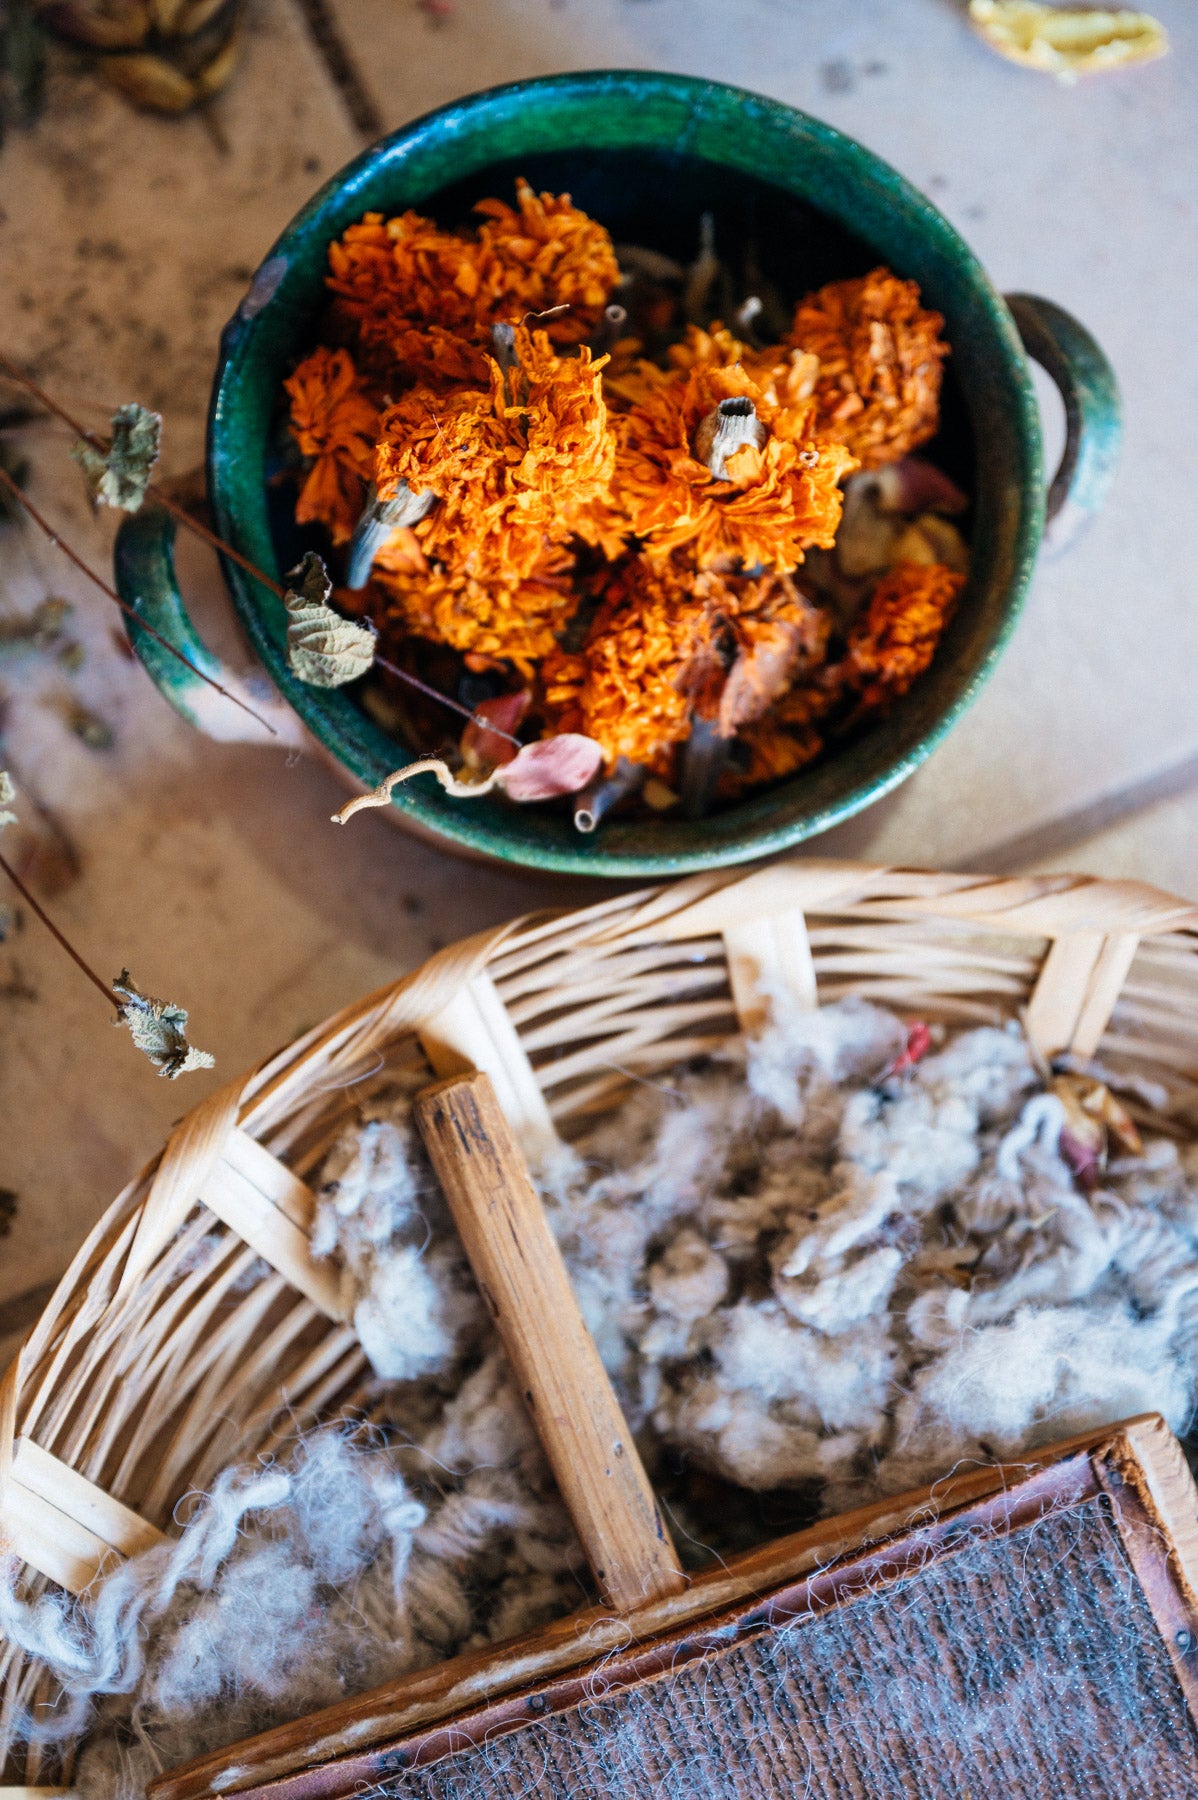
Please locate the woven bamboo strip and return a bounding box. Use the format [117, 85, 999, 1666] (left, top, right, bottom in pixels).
[2, 1439, 163, 1592]
[723, 909, 818, 1031]
[4, 855, 1198, 1787]
[418, 972, 559, 1164]
[199, 1137, 344, 1323]
[1070, 933, 1142, 1057]
[118, 1082, 244, 1297]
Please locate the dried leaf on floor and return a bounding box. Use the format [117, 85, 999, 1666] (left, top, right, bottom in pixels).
[113, 969, 214, 1078]
[968, 0, 1169, 78]
[0, 598, 74, 663]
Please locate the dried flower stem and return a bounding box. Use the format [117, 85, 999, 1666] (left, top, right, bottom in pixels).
[0, 355, 520, 749]
[0, 846, 119, 1010]
[0, 463, 276, 738]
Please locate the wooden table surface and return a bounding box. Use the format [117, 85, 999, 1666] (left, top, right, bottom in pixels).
[1, 0, 1194, 1354]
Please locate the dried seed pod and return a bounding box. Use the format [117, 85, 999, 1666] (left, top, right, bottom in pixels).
[693, 396, 768, 481]
[345, 481, 435, 589]
[892, 514, 969, 574]
[99, 49, 194, 109]
[38, 0, 148, 48]
[40, 0, 246, 111]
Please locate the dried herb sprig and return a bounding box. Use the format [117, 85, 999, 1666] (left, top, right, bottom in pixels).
[0, 773, 212, 1076]
[0, 354, 522, 750]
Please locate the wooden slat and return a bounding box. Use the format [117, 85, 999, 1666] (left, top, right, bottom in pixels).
[414, 1074, 684, 1615]
[418, 972, 559, 1166]
[1025, 933, 1104, 1058]
[1, 1438, 164, 1593]
[199, 1131, 347, 1323]
[1071, 933, 1141, 1056]
[723, 909, 817, 1032]
[1026, 932, 1142, 1059]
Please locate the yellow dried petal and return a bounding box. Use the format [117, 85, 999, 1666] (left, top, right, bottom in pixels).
[968, 1, 1168, 79]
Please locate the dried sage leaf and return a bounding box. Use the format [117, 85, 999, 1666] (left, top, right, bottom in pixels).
[113, 968, 214, 1078]
[284, 550, 376, 688]
[0, 769, 16, 831]
[72, 402, 162, 510]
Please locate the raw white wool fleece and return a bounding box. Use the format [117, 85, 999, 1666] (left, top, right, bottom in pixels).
[10, 999, 1198, 1796]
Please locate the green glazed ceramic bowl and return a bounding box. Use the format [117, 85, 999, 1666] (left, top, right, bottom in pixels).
[115, 70, 1120, 878]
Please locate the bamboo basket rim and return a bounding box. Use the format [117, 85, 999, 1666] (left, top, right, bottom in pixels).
[5, 852, 1198, 1788]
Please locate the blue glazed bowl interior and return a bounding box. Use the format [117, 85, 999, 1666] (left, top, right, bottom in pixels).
[210, 73, 1042, 877]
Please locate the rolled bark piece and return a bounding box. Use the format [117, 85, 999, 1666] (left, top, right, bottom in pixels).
[413, 1071, 685, 1614]
[679, 715, 730, 819]
[573, 756, 646, 832]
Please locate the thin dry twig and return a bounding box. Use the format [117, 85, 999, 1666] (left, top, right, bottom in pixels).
[0, 845, 119, 1010]
[0, 463, 276, 738]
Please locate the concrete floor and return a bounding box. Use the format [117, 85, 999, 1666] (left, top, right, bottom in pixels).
[0, 0, 1195, 1355]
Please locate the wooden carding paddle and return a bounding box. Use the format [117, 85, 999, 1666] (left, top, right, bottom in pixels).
[149, 1074, 1198, 1800]
[414, 1071, 684, 1614]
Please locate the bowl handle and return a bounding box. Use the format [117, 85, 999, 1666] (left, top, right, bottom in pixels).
[1004, 293, 1121, 554]
[114, 505, 306, 746]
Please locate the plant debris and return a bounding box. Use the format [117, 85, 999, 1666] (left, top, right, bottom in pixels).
[0, 768, 15, 831]
[57, 697, 114, 749]
[72, 402, 162, 511]
[968, 0, 1168, 78]
[284, 549, 377, 687]
[112, 968, 214, 1079]
[0, 598, 75, 663]
[333, 733, 602, 824]
[0, 1185, 15, 1236]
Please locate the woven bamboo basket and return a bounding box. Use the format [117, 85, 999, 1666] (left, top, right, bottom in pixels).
[5, 853, 1198, 1790]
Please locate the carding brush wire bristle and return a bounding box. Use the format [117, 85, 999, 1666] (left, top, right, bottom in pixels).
[150, 1074, 1198, 1800]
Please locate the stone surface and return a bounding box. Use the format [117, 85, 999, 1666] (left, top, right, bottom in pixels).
[1, 0, 1196, 1334]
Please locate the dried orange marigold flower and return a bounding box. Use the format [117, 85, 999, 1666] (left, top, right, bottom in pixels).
[720, 679, 838, 795]
[593, 353, 855, 573]
[473, 179, 621, 344]
[325, 181, 619, 362]
[372, 550, 578, 677]
[541, 560, 830, 776]
[285, 346, 381, 545]
[789, 269, 949, 469]
[844, 559, 964, 709]
[376, 325, 617, 581]
[540, 560, 715, 774]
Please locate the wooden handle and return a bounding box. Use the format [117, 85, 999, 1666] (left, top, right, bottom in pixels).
[414, 1071, 685, 1613]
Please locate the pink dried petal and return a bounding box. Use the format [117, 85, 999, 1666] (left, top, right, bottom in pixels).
[1059, 1126, 1103, 1192]
[874, 457, 969, 517]
[498, 734, 603, 802]
[882, 1019, 933, 1079]
[460, 691, 531, 771]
